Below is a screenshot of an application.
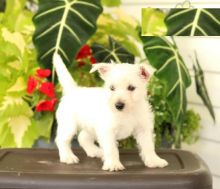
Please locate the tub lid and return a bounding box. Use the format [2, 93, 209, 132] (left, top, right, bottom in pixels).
[0, 148, 212, 189]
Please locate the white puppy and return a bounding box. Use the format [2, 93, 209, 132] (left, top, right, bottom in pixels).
[53, 53, 168, 171]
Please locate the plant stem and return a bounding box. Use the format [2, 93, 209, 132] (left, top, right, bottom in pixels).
[22, 95, 32, 103]
[175, 122, 181, 148]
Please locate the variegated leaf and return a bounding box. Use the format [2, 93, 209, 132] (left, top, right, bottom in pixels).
[8, 115, 31, 147]
[141, 8, 167, 36]
[0, 119, 16, 147]
[0, 96, 33, 118]
[0, 96, 33, 147]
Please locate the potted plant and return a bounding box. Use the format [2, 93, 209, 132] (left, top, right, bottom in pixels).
[0, 1, 216, 149]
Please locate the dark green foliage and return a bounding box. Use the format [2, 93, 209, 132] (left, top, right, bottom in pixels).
[193, 53, 215, 122]
[148, 76, 201, 148]
[33, 0, 103, 68]
[165, 9, 220, 36]
[91, 37, 135, 63]
[0, 0, 6, 12]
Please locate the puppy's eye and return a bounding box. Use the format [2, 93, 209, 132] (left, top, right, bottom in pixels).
[127, 85, 136, 91]
[110, 85, 115, 91]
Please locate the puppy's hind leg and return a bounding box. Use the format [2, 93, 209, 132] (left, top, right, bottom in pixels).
[78, 130, 103, 159]
[55, 106, 79, 164]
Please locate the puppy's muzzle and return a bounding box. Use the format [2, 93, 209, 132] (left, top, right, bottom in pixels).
[115, 102, 125, 111]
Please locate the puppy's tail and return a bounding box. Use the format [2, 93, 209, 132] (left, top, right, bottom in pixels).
[53, 53, 77, 94]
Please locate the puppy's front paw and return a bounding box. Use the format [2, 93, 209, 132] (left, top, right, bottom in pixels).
[144, 156, 168, 168]
[60, 152, 79, 164]
[102, 160, 125, 171]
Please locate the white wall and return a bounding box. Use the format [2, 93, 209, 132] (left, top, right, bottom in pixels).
[120, 1, 220, 188]
[122, 0, 220, 8]
[177, 37, 220, 189]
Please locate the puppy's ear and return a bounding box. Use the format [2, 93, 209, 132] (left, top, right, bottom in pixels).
[90, 63, 111, 80]
[138, 64, 154, 81]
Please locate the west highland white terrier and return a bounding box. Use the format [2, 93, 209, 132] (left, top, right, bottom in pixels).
[53, 53, 168, 171]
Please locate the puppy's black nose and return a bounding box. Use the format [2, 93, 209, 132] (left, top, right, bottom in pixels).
[115, 102, 125, 111]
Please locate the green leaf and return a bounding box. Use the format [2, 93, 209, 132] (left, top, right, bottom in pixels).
[141, 8, 167, 36]
[92, 37, 134, 63]
[0, 116, 32, 148]
[7, 76, 26, 94]
[101, 0, 121, 7]
[193, 53, 215, 122]
[8, 115, 32, 147]
[141, 36, 191, 124]
[22, 113, 54, 147]
[0, 28, 22, 58]
[0, 28, 24, 85]
[33, 112, 54, 139]
[0, 96, 33, 147]
[0, 96, 33, 118]
[182, 109, 201, 144]
[0, 120, 16, 148]
[0, 0, 42, 148]
[89, 12, 141, 57]
[33, 0, 103, 68]
[165, 8, 220, 36]
[2, 0, 26, 31]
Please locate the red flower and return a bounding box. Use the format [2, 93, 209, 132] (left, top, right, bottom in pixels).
[75, 45, 97, 67]
[36, 98, 57, 112]
[27, 76, 38, 94]
[90, 57, 97, 64]
[36, 68, 51, 78]
[39, 82, 55, 98]
[76, 45, 92, 60]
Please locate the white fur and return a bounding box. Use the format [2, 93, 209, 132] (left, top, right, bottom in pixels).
[53, 53, 168, 171]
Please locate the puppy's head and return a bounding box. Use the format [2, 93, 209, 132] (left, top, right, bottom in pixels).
[90, 63, 152, 113]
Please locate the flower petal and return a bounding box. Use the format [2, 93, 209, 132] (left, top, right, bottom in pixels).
[39, 82, 55, 98]
[26, 76, 38, 94]
[76, 45, 92, 60]
[36, 98, 57, 112]
[36, 68, 51, 78]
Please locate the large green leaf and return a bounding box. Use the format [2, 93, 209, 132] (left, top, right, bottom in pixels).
[141, 37, 191, 123]
[193, 53, 215, 122]
[165, 9, 220, 36]
[33, 0, 103, 68]
[91, 37, 134, 63]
